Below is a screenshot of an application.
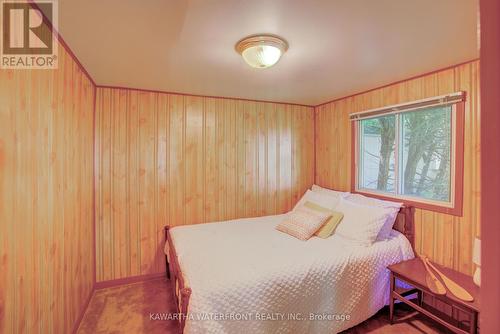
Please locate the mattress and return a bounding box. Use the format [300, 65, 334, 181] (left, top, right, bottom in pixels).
[167, 214, 414, 334]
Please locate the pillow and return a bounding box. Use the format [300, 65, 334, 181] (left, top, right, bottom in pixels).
[376, 211, 399, 241]
[304, 201, 344, 238]
[346, 193, 402, 240]
[276, 205, 331, 240]
[293, 189, 340, 211]
[334, 199, 394, 246]
[311, 184, 349, 198]
[345, 193, 403, 208]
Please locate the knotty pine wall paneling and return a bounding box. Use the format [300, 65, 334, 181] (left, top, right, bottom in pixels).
[315, 60, 480, 275]
[0, 46, 95, 333]
[95, 88, 315, 282]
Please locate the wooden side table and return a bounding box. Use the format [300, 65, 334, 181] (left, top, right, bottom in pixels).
[389, 258, 480, 334]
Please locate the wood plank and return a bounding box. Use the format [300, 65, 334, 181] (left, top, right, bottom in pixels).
[204, 98, 218, 222]
[257, 103, 268, 216]
[277, 105, 292, 212]
[244, 102, 258, 217]
[113, 90, 128, 278]
[128, 90, 141, 277]
[216, 99, 227, 220]
[185, 96, 204, 225]
[168, 94, 186, 226]
[156, 93, 169, 273]
[266, 103, 278, 215]
[138, 92, 157, 274]
[225, 99, 237, 219]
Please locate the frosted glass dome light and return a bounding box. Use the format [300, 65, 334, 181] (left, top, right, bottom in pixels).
[236, 35, 288, 69]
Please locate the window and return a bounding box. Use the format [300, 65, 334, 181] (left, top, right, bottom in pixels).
[352, 93, 465, 215]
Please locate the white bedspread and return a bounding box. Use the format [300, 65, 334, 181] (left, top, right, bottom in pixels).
[167, 214, 414, 334]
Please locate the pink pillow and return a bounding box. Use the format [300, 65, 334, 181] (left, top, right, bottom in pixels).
[276, 205, 331, 240]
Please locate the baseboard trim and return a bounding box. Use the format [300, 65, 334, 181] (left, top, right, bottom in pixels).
[72, 287, 95, 334]
[95, 273, 167, 290]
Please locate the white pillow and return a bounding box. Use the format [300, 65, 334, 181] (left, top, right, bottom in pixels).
[376, 211, 400, 240]
[293, 189, 340, 211]
[345, 193, 402, 240]
[334, 199, 393, 246]
[345, 193, 402, 208]
[311, 184, 349, 198]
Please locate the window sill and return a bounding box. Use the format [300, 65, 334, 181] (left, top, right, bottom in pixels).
[352, 189, 463, 217]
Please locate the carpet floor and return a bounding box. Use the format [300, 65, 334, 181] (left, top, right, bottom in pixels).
[77, 277, 452, 333]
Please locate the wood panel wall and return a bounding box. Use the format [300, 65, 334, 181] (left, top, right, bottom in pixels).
[94, 88, 315, 282]
[0, 47, 95, 332]
[315, 60, 480, 275]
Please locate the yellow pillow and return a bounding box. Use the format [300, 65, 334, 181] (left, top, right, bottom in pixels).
[304, 201, 344, 238]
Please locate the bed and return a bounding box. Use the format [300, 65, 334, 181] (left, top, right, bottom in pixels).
[164, 205, 415, 334]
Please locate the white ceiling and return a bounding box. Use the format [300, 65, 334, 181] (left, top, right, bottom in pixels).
[51, 0, 478, 105]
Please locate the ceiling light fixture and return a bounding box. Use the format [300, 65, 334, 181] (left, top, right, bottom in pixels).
[235, 34, 288, 69]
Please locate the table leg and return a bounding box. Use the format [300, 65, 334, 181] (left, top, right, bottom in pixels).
[389, 272, 395, 324]
[470, 311, 478, 334]
[165, 255, 170, 279]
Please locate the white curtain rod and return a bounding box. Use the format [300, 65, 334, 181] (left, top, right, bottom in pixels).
[349, 91, 465, 121]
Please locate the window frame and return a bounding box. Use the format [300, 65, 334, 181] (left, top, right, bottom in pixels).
[351, 101, 465, 216]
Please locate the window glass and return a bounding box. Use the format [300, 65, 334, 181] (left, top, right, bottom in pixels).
[357, 105, 453, 204]
[359, 115, 395, 193]
[401, 106, 452, 201]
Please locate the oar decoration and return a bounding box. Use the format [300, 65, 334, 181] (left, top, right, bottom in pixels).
[421, 256, 474, 302]
[419, 256, 446, 295]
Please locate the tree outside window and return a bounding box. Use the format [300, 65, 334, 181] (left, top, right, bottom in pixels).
[358, 106, 452, 203]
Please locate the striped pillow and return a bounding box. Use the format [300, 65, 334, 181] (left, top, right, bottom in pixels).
[276, 205, 331, 240]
